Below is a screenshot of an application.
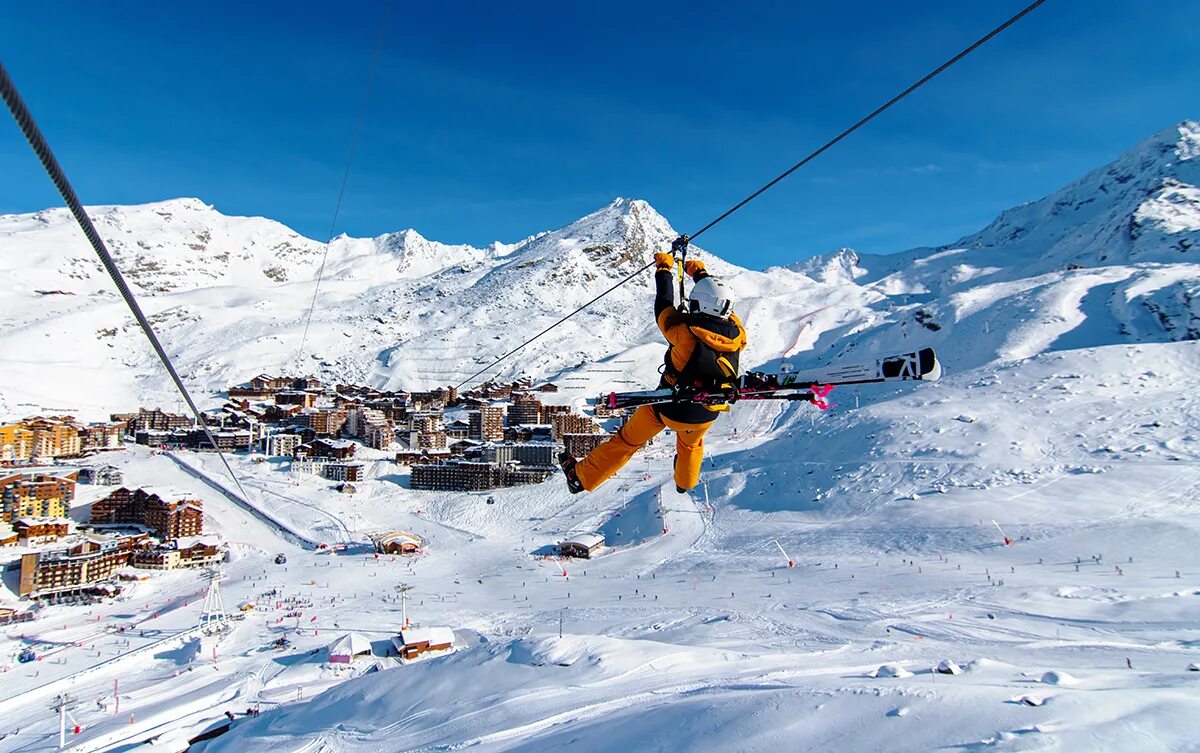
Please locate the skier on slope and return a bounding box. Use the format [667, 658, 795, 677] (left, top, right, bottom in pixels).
[561, 245, 746, 494]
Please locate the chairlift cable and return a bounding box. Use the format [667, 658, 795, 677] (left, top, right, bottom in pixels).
[295, 0, 394, 367]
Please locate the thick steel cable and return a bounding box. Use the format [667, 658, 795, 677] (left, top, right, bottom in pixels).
[456, 0, 1048, 391]
[295, 0, 393, 367]
[0, 60, 252, 502]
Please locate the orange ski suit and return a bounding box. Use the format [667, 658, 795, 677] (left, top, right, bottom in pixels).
[575, 260, 746, 492]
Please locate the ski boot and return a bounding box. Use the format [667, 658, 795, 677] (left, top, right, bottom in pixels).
[558, 451, 584, 494]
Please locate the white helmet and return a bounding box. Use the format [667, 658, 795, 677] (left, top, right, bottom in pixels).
[688, 277, 734, 318]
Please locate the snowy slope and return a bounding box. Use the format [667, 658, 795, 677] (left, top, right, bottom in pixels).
[2, 123, 1200, 753]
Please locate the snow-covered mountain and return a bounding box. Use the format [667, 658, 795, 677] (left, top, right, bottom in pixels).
[4, 123, 1200, 753]
[1, 122, 1198, 420]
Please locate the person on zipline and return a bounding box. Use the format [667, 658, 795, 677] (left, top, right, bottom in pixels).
[561, 248, 746, 494]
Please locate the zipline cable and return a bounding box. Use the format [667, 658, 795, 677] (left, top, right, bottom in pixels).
[687, 0, 1047, 243]
[295, 0, 393, 368]
[0, 60, 252, 502]
[457, 0, 1047, 391]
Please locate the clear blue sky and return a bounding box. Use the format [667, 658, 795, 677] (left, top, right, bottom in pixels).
[1, 1, 1197, 268]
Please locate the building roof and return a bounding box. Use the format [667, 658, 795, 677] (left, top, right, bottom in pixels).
[374, 530, 423, 547]
[561, 532, 605, 549]
[399, 626, 454, 647]
[15, 516, 73, 527]
[173, 535, 223, 549]
[327, 632, 372, 657]
[315, 438, 356, 449]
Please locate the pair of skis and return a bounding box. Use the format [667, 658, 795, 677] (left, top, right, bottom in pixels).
[600, 347, 941, 411]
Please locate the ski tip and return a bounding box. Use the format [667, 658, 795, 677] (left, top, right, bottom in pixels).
[919, 348, 942, 382]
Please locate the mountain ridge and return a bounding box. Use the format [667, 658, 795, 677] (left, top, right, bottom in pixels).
[1, 122, 1198, 419]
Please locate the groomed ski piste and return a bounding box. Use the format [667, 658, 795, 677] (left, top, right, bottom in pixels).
[1, 123, 1200, 751]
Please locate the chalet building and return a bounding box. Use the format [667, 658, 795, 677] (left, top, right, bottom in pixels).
[363, 423, 396, 450]
[80, 422, 125, 451]
[365, 397, 410, 423]
[411, 460, 503, 491]
[537, 383, 559, 393]
[501, 464, 555, 486]
[409, 459, 553, 492]
[275, 391, 318, 408]
[552, 413, 599, 441]
[541, 404, 572, 427]
[230, 375, 322, 396]
[394, 449, 451, 466]
[345, 406, 386, 435]
[559, 533, 605, 559]
[394, 626, 455, 660]
[0, 422, 35, 463]
[482, 442, 556, 467]
[185, 429, 253, 452]
[18, 536, 129, 598]
[290, 459, 328, 476]
[90, 488, 203, 540]
[22, 417, 83, 461]
[503, 424, 554, 444]
[563, 432, 609, 458]
[311, 438, 356, 460]
[469, 407, 504, 442]
[1, 471, 76, 523]
[0, 521, 16, 547]
[398, 429, 447, 451]
[262, 404, 303, 424]
[14, 517, 73, 545]
[262, 433, 302, 457]
[507, 393, 543, 426]
[123, 408, 192, 434]
[83, 526, 152, 553]
[133, 537, 225, 570]
[444, 419, 471, 440]
[345, 407, 394, 450]
[78, 466, 123, 485]
[408, 388, 453, 410]
[324, 462, 364, 483]
[298, 408, 348, 437]
[406, 411, 444, 434]
[474, 382, 513, 400]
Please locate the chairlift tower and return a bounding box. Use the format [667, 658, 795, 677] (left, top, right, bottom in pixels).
[199, 568, 230, 634]
[395, 583, 414, 629]
[51, 693, 80, 750]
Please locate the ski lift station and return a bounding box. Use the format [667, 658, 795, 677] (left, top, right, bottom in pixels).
[558, 533, 605, 559]
[392, 626, 455, 660]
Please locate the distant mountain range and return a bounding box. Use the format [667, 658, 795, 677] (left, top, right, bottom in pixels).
[0, 121, 1196, 420]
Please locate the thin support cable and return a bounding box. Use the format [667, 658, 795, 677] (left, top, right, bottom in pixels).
[0, 60, 251, 501]
[295, 0, 393, 367]
[454, 262, 656, 389]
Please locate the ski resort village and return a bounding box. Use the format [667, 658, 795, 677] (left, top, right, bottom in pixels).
[0, 119, 1197, 752]
[3, 2, 1200, 749]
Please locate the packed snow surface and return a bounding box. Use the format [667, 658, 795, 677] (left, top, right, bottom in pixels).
[1, 123, 1199, 752]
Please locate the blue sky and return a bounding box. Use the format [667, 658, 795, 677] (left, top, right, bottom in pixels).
[2, 1, 1197, 268]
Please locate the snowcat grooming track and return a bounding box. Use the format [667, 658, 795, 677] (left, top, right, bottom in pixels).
[601, 347, 941, 410]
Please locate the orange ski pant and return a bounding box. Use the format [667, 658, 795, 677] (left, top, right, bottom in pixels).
[575, 405, 714, 492]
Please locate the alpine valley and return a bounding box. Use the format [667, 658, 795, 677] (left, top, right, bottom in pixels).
[0, 122, 1198, 753]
